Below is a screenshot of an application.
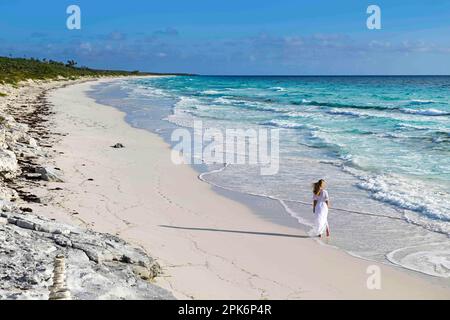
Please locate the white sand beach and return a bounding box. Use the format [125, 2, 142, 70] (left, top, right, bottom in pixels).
[37, 78, 450, 300]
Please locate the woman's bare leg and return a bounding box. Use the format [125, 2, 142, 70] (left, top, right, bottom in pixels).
[326, 226, 330, 237]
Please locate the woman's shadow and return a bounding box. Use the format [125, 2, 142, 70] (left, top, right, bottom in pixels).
[159, 225, 313, 239]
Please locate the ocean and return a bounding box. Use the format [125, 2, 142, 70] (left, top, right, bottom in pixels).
[90, 75, 450, 280]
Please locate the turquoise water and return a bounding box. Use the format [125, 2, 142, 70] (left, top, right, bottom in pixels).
[93, 76, 450, 280]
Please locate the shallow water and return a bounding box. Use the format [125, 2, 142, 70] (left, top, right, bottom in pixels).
[89, 76, 450, 281]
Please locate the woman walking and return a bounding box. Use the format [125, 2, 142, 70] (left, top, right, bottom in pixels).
[312, 179, 330, 238]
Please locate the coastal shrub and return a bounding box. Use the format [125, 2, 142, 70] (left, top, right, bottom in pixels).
[0, 56, 155, 85]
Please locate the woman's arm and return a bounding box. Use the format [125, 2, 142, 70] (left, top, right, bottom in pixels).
[313, 200, 317, 212]
[326, 200, 330, 208]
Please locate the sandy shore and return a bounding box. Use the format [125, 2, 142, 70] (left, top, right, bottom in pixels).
[39, 79, 450, 299]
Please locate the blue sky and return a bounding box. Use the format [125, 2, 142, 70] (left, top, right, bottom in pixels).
[1, 0, 450, 74]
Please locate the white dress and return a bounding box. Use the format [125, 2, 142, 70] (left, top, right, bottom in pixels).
[313, 190, 329, 236]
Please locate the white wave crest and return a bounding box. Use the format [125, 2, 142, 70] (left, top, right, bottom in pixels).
[401, 108, 450, 116]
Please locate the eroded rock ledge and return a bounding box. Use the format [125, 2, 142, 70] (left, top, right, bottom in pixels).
[0, 207, 173, 300]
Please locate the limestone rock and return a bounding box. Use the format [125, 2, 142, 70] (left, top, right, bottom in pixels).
[111, 143, 125, 149]
[28, 137, 38, 148]
[15, 219, 35, 230]
[0, 149, 19, 178]
[35, 167, 64, 182]
[0, 184, 18, 202]
[0, 212, 174, 300]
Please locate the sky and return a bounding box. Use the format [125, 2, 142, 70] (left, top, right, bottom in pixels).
[1, 0, 450, 75]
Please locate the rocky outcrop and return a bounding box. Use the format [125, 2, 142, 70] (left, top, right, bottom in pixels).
[34, 166, 64, 182]
[0, 208, 174, 300]
[0, 107, 42, 200]
[0, 149, 19, 179]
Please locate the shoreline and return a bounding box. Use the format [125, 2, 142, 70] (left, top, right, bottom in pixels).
[36, 78, 450, 299]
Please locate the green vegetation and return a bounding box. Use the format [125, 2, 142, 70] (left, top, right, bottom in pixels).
[0, 92, 6, 97]
[0, 56, 191, 85]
